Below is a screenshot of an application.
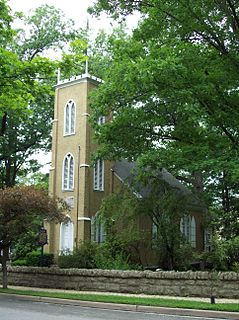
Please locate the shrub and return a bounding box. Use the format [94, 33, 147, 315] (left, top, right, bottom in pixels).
[95, 242, 133, 270]
[224, 236, 239, 270]
[11, 259, 27, 266]
[26, 251, 54, 267]
[58, 242, 97, 269]
[57, 241, 139, 270]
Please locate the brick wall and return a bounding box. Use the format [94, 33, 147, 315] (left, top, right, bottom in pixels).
[2, 267, 239, 298]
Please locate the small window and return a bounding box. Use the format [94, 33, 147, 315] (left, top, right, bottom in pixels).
[63, 154, 74, 191]
[64, 100, 75, 135]
[94, 159, 104, 191]
[91, 214, 106, 243]
[98, 116, 105, 125]
[180, 215, 196, 248]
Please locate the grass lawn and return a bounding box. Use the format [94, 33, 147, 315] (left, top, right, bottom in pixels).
[0, 288, 238, 313]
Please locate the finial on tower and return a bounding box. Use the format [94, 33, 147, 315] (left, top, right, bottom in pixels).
[85, 17, 89, 75]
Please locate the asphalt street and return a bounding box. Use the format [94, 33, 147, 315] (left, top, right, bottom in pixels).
[0, 295, 228, 320]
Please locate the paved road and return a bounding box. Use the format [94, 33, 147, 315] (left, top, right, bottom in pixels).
[0, 295, 227, 320]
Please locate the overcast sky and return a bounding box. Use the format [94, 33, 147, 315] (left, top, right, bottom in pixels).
[8, 0, 139, 35]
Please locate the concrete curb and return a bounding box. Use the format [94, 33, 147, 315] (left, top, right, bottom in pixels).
[1, 293, 239, 320]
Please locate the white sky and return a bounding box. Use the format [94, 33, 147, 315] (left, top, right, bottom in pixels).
[8, 0, 139, 35]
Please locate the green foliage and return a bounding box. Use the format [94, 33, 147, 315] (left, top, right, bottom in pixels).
[94, 241, 139, 270]
[25, 251, 54, 267]
[0, 4, 85, 188]
[11, 229, 40, 261]
[11, 259, 27, 266]
[200, 236, 239, 271]
[58, 241, 138, 270]
[58, 242, 97, 269]
[89, 0, 239, 252]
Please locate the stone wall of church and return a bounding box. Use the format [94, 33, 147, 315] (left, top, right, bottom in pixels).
[4, 267, 239, 298]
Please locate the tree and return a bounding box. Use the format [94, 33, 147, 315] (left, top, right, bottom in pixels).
[0, 4, 86, 187]
[0, 185, 64, 288]
[99, 168, 200, 269]
[89, 1, 239, 239]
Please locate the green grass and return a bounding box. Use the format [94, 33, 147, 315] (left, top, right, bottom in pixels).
[0, 288, 238, 313]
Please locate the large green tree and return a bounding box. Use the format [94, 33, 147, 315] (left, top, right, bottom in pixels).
[0, 3, 85, 187]
[89, 1, 239, 238]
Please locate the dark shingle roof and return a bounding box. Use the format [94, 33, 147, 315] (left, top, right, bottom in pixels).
[112, 159, 206, 211]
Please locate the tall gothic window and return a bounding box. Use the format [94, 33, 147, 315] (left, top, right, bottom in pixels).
[94, 159, 104, 191]
[180, 215, 196, 248]
[63, 153, 74, 191]
[64, 100, 75, 135]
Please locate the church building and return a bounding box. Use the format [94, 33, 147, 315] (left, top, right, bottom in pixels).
[45, 71, 206, 265]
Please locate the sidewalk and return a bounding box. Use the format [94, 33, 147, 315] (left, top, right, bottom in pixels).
[4, 285, 239, 320]
[9, 285, 239, 304]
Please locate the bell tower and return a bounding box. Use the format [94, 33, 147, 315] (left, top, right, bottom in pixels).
[45, 73, 109, 256]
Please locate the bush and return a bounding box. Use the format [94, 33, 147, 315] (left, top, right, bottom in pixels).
[58, 242, 97, 269]
[26, 251, 54, 267]
[58, 241, 138, 270]
[224, 236, 239, 270]
[95, 242, 133, 270]
[11, 259, 27, 266]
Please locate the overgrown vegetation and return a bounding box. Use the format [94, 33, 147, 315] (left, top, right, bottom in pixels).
[58, 241, 140, 270]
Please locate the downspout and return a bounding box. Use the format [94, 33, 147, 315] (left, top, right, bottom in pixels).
[76, 145, 80, 248]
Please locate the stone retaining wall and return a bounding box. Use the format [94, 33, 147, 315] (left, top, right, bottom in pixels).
[3, 267, 239, 298]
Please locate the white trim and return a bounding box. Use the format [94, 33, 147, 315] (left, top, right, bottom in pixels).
[112, 170, 124, 183]
[62, 153, 74, 191]
[64, 99, 76, 136]
[54, 74, 103, 89]
[78, 217, 91, 221]
[51, 119, 58, 123]
[81, 113, 90, 117]
[94, 159, 104, 191]
[59, 220, 74, 253]
[80, 164, 90, 168]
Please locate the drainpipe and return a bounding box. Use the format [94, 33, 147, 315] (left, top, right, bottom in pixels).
[76, 145, 80, 248]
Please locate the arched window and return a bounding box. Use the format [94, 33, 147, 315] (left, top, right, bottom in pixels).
[64, 100, 75, 135]
[91, 213, 106, 244]
[93, 159, 104, 191]
[180, 215, 196, 248]
[59, 220, 74, 253]
[62, 153, 74, 191]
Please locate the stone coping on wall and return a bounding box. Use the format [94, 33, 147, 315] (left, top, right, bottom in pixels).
[7, 266, 239, 280]
[4, 267, 239, 298]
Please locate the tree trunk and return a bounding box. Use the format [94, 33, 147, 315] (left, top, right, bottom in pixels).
[1, 246, 9, 289]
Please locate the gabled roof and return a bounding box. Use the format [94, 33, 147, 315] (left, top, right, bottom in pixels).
[112, 159, 206, 211]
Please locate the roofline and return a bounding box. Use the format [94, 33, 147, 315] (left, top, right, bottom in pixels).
[54, 73, 103, 89]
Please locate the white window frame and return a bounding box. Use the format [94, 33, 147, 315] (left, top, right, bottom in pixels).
[64, 100, 76, 136]
[62, 153, 74, 191]
[180, 215, 196, 248]
[59, 220, 74, 253]
[93, 159, 104, 191]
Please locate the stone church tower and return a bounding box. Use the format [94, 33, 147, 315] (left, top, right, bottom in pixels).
[45, 73, 112, 256]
